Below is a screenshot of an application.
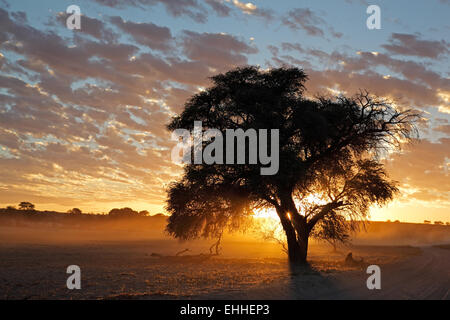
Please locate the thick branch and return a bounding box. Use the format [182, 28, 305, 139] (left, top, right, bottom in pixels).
[307, 201, 344, 231]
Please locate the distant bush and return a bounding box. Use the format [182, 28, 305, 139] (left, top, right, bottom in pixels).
[434, 221, 444, 225]
[108, 207, 150, 217]
[152, 213, 166, 218]
[67, 208, 82, 215]
[424, 220, 431, 224]
[138, 210, 150, 217]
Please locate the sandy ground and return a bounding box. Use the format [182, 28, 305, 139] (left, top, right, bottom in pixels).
[211, 246, 450, 300]
[1, 238, 446, 300]
[0, 221, 448, 300]
[325, 246, 450, 299]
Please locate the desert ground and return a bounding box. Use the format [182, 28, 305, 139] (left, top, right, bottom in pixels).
[0, 216, 449, 300]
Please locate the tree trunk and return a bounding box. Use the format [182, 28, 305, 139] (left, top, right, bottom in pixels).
[297, 231, 309, 262]
[285, 227, 303, 264]
[284, 228, 309, 264]
[277, 205, 309, 264]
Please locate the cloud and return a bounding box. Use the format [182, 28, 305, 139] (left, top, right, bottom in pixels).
[0, 6, 266, 210]
[93, 0, 208, 23]
[205, 0, 232, 17]
[282, 8, 342, 38]
[181, 30, 258, 68]
[0, 8, 182, 209]
[385, 138, 450, 203]
[269, 44, 449, 112]
[381, 33, 450, 59]
[49, 13, 117, 42]
[109, 16, 174, 52]
[228, 0, 256, 14]
[434, 124, 450, 134]
[281, 42, 305, 54]
[226, 0, 274, 20]
[0, 4, 448, 215]
[93, 0, 274, 22]
[336, 51, 449, 91]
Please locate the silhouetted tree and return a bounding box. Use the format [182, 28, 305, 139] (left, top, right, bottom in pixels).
[138, 210, 150, 217]
[67, 208, 82, 215]
[166, 66, 418, 264]
[108, 207, 139, 217]
[18, 202, 35, 211]
[153, 213, 166, 218]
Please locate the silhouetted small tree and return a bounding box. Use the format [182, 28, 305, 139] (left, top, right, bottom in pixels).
[153, 213, 166, 218]
[67, 208, 82, 215]
[108, 207, 139, 217]
[18, 202, 35, 211]
[138, 210, 150, 217]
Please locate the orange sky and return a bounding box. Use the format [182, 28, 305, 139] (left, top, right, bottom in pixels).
[0, 1, 449, 224]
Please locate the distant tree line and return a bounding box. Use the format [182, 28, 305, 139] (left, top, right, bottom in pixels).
[1, 202, 447, 227]
[1, 202, 160, 219]
[423, 220, 448, 225]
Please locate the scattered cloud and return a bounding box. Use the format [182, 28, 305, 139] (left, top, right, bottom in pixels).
[93, 0, 208, 23]
[434, 124, 450, 134]
[282, 8, 342, 38]
[181, 30, 258, 68]
[385, 138, 450, 204]
[0, 2, 448, 216]
[382, 33, 450, 59]
[225, 0, 274, 21]
[109, 16, 174, 52]
[204, 0, 232, 17]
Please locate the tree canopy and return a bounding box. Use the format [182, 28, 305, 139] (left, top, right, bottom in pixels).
[18, 202, 35, 211]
